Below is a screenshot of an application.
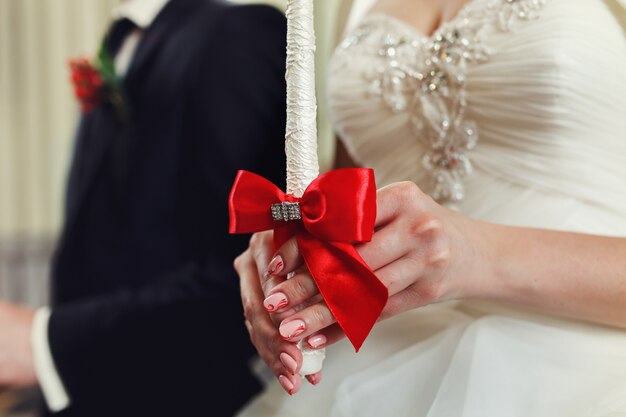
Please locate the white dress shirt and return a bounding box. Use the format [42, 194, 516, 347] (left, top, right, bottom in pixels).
[32, 0, 170, 412]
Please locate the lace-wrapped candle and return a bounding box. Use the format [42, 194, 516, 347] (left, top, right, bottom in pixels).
[285, 0, 326, 375]
[229, 0, 385, 379]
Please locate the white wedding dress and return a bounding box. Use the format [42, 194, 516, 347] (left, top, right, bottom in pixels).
[237, 0, 626, 415]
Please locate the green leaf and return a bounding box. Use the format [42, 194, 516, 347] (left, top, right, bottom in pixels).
[97, 42, 120, 89]
[95, 41, 132, 122]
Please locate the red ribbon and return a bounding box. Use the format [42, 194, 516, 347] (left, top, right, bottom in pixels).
[229, 168, 388, 351]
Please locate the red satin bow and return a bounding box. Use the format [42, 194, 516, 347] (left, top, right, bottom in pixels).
[229, 168, 388, 351]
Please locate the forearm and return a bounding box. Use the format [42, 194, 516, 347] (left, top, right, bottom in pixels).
[476, 221, 626, 327]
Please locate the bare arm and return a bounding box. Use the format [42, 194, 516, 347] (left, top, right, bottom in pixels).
[478, 222, 626, 328]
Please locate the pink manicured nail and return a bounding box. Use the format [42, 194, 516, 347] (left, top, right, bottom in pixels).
[306, 373, 322, 385]
[278, 375, 294, 395]
[279, 352, 298, 375]
[264, 292, 288, 312]
[279, 319, 306, 340]
[307, 334, 327, 349]
[267, 255, 284, 276]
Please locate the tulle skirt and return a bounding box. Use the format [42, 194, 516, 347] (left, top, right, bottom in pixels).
[237, 300, 626, 417]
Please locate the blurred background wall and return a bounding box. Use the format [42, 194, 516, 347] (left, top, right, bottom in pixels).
[0, 0, 119, 308]
[0, 0, 357, 309]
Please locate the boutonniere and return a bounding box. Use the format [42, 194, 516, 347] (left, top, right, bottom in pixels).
[69, 44, 130, 121]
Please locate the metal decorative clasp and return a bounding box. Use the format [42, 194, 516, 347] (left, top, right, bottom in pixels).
[271, 202, 302, 222]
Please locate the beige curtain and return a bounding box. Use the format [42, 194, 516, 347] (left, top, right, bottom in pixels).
[0, 0, 117, 238]
[0, 0, 116, 307]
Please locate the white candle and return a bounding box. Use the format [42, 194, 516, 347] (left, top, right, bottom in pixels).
[285, 0, 319, 196]
[285, 0, 325, 375]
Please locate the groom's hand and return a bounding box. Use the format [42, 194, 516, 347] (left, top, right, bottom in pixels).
[0, 302, 37, 387]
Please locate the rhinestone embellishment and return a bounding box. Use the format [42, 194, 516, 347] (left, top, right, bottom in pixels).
[271, 202, 302, 222]
[337, 0, 546, 204]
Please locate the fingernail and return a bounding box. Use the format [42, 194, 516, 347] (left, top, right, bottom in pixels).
[279, 352, 298, 375]
[264, 292, 288, 312]
[279, 319, 306, 340]
[278, 375, 294, 395]
[307, 334, 327, 349]
[306, 373, 322, 385]
[267, 255, 284, 276]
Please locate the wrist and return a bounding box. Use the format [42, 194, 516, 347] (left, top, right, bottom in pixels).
[449, 213, 504, 302]
[467, 220, 527, 304]
[0, 302, 38, 387]
[18, 307, 38, 387]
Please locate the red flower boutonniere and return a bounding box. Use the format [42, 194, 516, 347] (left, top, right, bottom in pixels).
[69, 44, 130, 121]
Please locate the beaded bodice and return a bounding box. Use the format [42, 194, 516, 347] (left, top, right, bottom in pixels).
[333, 0, 547, 203]
[328, 0, 626, 211]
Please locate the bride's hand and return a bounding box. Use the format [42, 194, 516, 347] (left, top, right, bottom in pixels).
[236, 181, 491, 391]
[235, 230, 306, 395]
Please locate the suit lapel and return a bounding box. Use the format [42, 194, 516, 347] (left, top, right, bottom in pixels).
[64, 0, 195, 221]
[60, 0, 204, 243]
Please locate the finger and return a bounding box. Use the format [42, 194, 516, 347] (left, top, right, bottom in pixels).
[374, 182, 406, 228]
[278, 373, 302, 395]
[249, 231, 291, 318]
[305, 324, 346, 349]
[249, 231, 279, 289]
[305, 372, 322, 386]
[371, 256, 425, 297]
[374, 181, 432, 229]
[261, 263, 314, 302]
[269, 293, 324, 325]
[278, 301, 335, 343]
[300, 286, 431, 353]
[237, 250, 266, 323]
[380, 281, 439, 320]
[247, 313, 303, 379]
[261, 273, 289, 315]
[249, 231, 274, 268]
[237, 248, 304, 376]
[267, 338, 304, 376]
[275, 257, 424, 344]
[265, 222, 419, 317]
[263, 271, 320, 314]
[252, 316, 305, 379]
[292, 373, 303, 394]
[361, 189, 442, 272]
[265, 236, 304, 278]
[355, 218, 411, 271]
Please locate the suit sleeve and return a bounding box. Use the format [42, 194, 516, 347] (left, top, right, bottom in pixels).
[46, 7, 287, 415]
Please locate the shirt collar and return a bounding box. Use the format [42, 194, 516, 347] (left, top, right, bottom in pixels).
[113, 0, 171, 29]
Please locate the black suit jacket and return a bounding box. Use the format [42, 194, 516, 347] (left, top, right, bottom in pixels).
[48, 1, 286, 415]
